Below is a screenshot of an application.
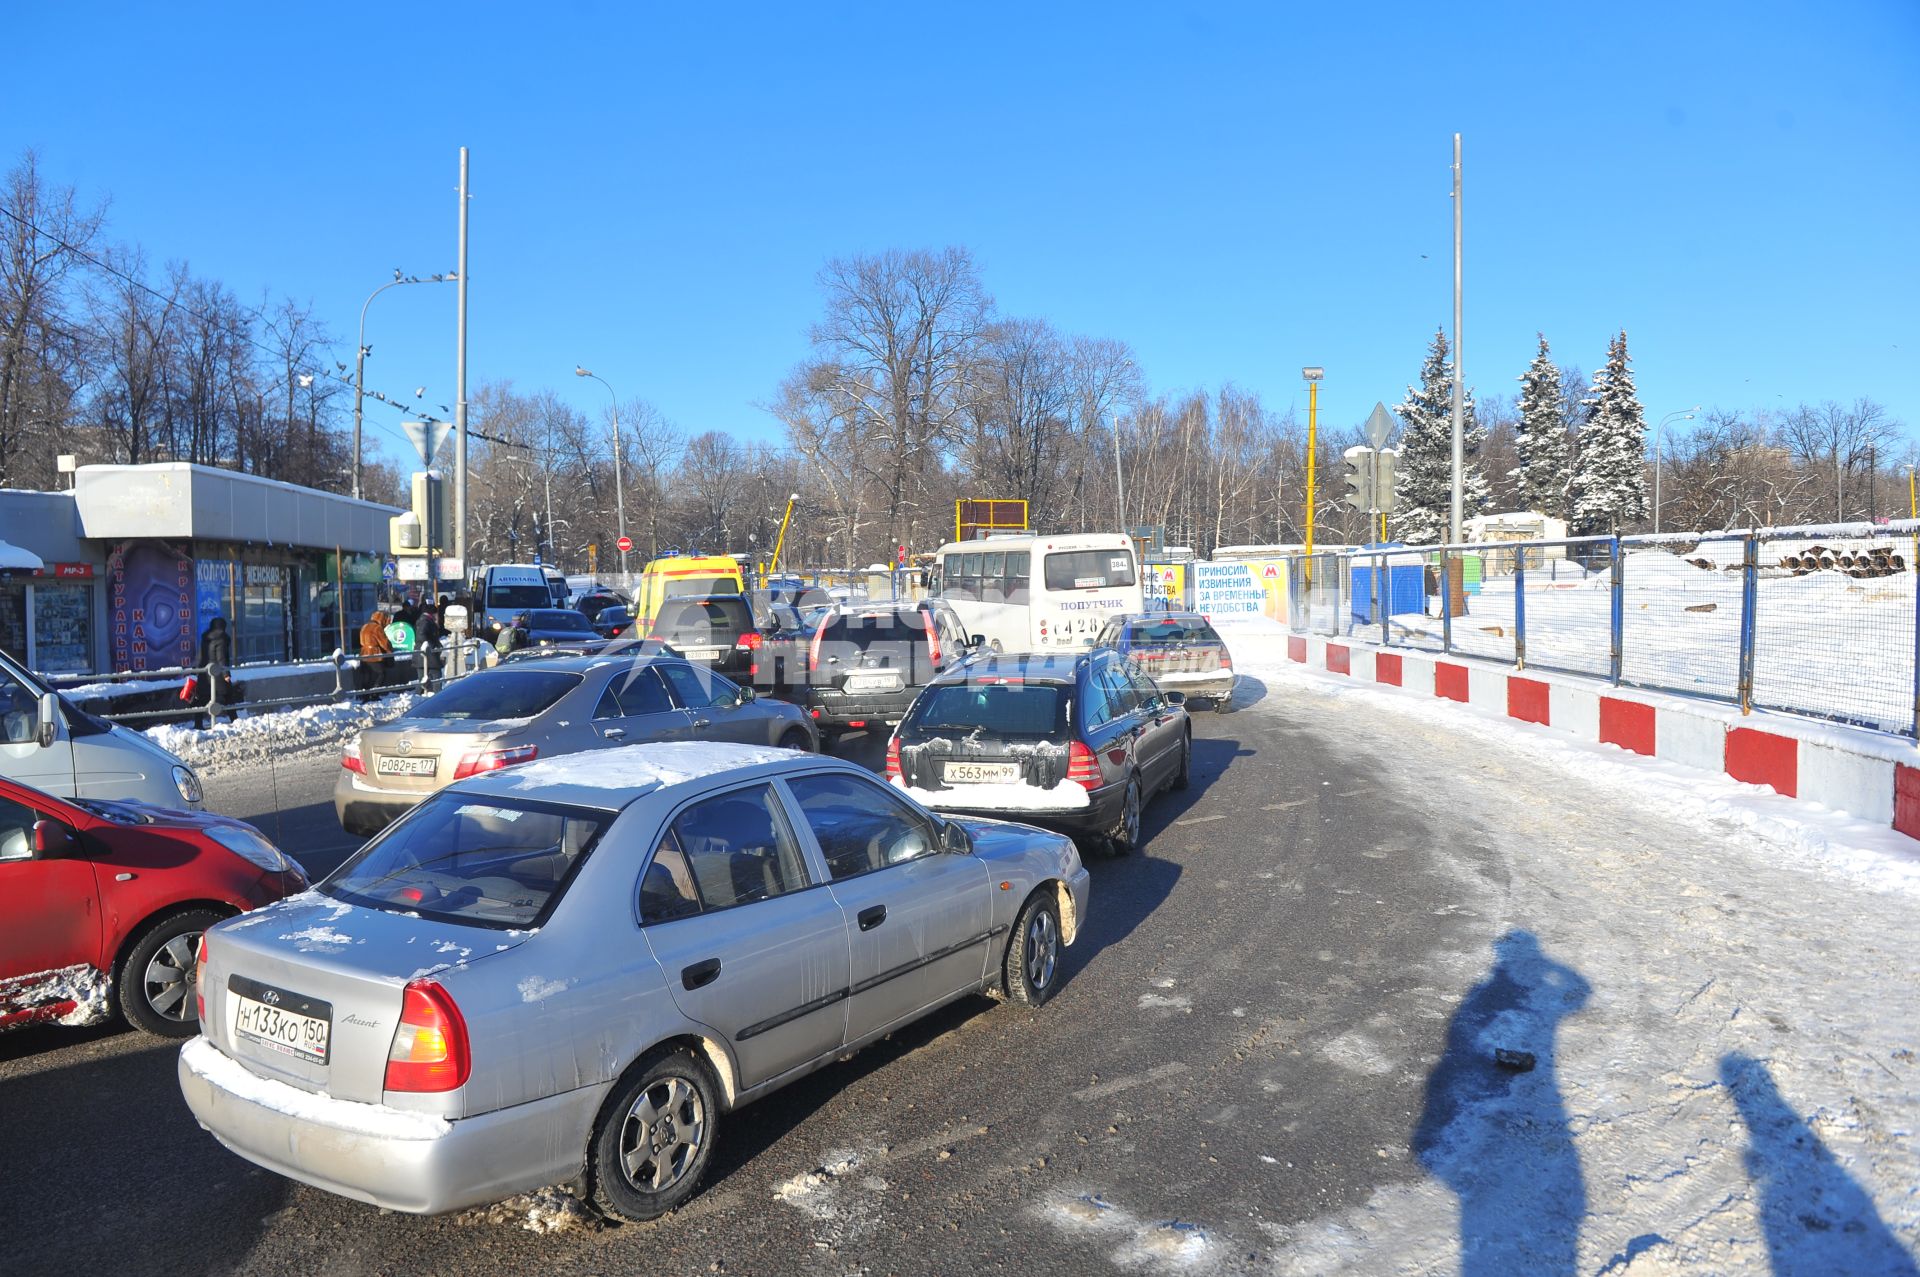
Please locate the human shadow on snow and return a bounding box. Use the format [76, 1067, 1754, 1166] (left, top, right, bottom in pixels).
[1720, 1051, 1919, 1277]
[1412, 929, 1591, 1277]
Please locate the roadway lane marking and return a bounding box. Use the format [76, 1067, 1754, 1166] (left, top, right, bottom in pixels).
[1071, 1062, 1190, 1101]
[1261, 800, 1309, 811]
[1174, 814, 1226, 826]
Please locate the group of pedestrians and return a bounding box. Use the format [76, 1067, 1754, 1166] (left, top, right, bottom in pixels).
[356, 598, 450, 695]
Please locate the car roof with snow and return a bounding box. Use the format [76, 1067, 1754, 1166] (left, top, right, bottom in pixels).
[446, 740, 840, 811]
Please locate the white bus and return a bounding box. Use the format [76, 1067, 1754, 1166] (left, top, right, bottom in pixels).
[930, 532, 1143, 653]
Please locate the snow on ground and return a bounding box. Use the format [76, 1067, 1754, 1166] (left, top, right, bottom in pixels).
[0, 962, 111, 1025]
[1224, 635, 1920, 1274]
[143, 693, 421, 778]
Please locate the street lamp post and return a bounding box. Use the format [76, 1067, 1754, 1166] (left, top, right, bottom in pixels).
[1110, 413, 1127, 530]
[1302, 368, 1324, 559]
[1651, 405, 1700, 534]
[574, 367, 629, 579]
[353, 270, 455, 500]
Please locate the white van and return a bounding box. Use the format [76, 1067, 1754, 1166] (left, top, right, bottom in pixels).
[931, 532, 1144, 653]
[0, 648, 205, 809]
[472, 564, 556, 636]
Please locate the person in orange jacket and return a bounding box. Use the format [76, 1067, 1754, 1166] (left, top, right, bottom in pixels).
[357, 610, 393, 694]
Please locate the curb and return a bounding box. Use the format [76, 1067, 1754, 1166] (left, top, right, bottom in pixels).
[1288, 634, 1917, 841]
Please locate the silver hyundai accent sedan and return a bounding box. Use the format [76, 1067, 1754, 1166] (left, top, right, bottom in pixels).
[181, 741, 1090, 1221]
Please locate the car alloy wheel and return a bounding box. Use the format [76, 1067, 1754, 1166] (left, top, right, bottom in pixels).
[143, 933, 200, 1024]
[619, 1075, 706, 1194]
[1025, 907, 1058, 992]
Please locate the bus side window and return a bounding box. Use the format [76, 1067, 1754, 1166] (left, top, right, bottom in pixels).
[1005, 552, 1030, 605]
[982, 553, 1005, 602]
[961, 553, 983, 599]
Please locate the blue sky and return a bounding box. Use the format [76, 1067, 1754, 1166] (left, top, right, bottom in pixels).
[6, 1, 1917, 474]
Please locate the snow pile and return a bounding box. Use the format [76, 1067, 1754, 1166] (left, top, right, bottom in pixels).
[517, 975, 567, 1003]
[180, 1036, 451, 1139]
[0, 962, 111, 1025]
[500, 741, 796, 795]
[145, 694, 421, 776]
[892, 777, 1090, 811]
[1035, 1189, 1218, 1271]
[463, 1186, 597, 1234]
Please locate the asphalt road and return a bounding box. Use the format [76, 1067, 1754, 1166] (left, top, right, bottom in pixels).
[0, 680, 1505, 1276]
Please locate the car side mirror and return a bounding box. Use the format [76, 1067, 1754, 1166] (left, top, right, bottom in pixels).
[32, 819, 75, 858]
[969, 634, 986, 648]
[36, 691, 60, 748]
[940, 820, 973, 856]
[735, 686, 757, 704]
[1164, 691, 1187, 708]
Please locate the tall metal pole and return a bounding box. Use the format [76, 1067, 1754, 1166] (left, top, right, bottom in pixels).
[1450, 132, 1464, 544]
[1110, 413, 1126, 530]
[454, 147, 471, 583]
[1305, 380, 1318, 557]
[575, 369, 628, 578]
[353, 323, 367, 501]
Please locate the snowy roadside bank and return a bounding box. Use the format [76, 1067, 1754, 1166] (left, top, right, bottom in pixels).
[143, 694, 421, 779]
[1233, 649, 1920, 1274]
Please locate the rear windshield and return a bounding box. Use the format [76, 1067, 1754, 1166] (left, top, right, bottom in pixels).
[410, 670, 581, 721]
[658, 598, 752, 634]
[1124, 618, 1222, 646]
[325, 794, 607, 928]
[1044, 549, 1136, 591]
[662, 576, 738, 600]
[821, 610, 927, 650]
[906, 683, 1067, 737]
[487, 584, 553, 610]
[528, 609, 592, 633]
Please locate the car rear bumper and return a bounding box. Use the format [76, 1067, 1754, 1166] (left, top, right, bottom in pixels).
[908, 778, 1124, 835]
[332, 772, 429, 836]
[1150, 671, 1237, 699]
[803, 685, 919, 729]
[179, 1038, 610, 1215]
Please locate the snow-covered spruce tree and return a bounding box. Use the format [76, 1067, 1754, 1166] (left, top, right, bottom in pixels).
[1511, 334, 1572, 519]
[1389, 328, 1489, 544]
[1570, 330, 1649, 535]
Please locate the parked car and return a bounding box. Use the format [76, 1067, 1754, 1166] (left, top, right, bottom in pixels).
[334, 654, 816, 835]
[797, 600, 981, 743]
[1, 646, 205, 809]
[183, 743, 1090, 1219]
[574, 590, 628, 624]
[650, 594, 761, 680]
[590, 604, 635, 639]
[1093, 612, 1236, 708]
[516, 608, 612, 655]
[886, 648, 1190, 854]
[0, 775, 306, 1036]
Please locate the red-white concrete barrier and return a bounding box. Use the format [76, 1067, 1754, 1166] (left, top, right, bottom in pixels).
[1289, 634, 1913, 839]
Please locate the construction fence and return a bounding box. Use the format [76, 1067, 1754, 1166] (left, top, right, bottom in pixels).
[1278, 521, 1920, 738]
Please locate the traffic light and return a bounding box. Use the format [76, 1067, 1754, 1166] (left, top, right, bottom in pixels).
[1342, 446, 1375, 512]
[1375, 447, 1400, 513]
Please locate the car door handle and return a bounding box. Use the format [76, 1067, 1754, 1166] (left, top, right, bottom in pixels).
[681, 958, 722, 990]
[858, 905, 887, 931]
[690, 716, 712, 728]
[602, 726, 626, 740]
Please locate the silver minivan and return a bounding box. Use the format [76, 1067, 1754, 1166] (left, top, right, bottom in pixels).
[0, 648, 204, 809]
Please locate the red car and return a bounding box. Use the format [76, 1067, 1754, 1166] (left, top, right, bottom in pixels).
[0, 777, 308, 1037]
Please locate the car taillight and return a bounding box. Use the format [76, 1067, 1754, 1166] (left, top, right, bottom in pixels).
[807, 616, 827, 672]
[1067, 740, 1101, 789]
[195, 934, 208, 1022]
[736, 632, 763, 651]
[452, 743, 538, 779]
[341, 740, 365, 774]
[1219, 650, 1232, 669]
[885, 736, 902, 780]
[924, 613, 942, 666]
[384, 980, 470, 1093]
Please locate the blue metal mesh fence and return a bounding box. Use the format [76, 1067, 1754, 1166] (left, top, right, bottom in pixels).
[1750, 531, 1916, 732]
[1619, 535, 1747, 703]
